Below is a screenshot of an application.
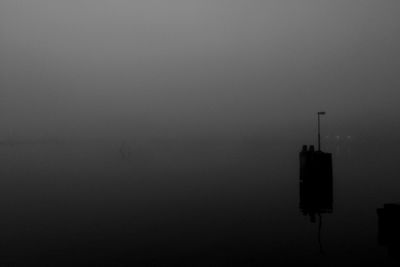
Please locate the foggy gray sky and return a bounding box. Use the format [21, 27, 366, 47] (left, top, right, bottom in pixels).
[1, 0, 399, 140]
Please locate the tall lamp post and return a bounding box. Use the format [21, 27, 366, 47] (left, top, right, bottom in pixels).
[317, 111, 326, 151]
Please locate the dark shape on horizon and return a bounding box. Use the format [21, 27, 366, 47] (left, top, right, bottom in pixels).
[299, 145, 333, 222]
[299, 112, 333, 222]
[299, 145, 333, 254]
[299, 110, 333, 255]
[297, 112, 333, 254]
[377, 203, 400, 260]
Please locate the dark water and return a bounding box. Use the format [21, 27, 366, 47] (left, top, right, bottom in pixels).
[0, 137, 398, 266]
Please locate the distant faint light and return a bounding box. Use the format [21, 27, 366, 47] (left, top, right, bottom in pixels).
[347, 136, 352, 139]
[336, 136, 340, 140]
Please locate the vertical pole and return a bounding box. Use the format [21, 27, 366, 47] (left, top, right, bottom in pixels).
[318, 113, 321, 151]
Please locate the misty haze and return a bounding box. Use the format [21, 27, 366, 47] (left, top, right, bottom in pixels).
[1, 1, 400, 265]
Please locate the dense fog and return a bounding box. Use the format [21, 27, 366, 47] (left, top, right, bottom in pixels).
[1, 2, 400, 265]
[1, 0, 399, 144]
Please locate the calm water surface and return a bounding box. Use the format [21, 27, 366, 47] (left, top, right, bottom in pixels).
[0, 138, 398, 265]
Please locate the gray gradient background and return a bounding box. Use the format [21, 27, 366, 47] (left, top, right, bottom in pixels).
[1, 0, 399, 142]
[0, 1, 400, 265]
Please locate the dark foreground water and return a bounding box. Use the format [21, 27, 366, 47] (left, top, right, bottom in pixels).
[0, 137, 399, 266]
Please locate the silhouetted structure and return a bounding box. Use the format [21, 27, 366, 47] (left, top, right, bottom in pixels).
[300, 145, 332, 183]
[377, 203, 400, 260]
[299, 112, 333, 222]
[299, 145, 333, 254]
[299, 145, 333, 221]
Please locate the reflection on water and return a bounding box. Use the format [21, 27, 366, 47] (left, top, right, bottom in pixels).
[0, 139, 398, 265]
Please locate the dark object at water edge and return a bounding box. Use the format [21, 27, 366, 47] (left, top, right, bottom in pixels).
[299, 145, 333, 222]
[377, 203, 400, 259]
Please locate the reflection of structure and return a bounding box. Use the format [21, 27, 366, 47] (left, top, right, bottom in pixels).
[299, 145, 333, 254]
[377, 203, 400, 260]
